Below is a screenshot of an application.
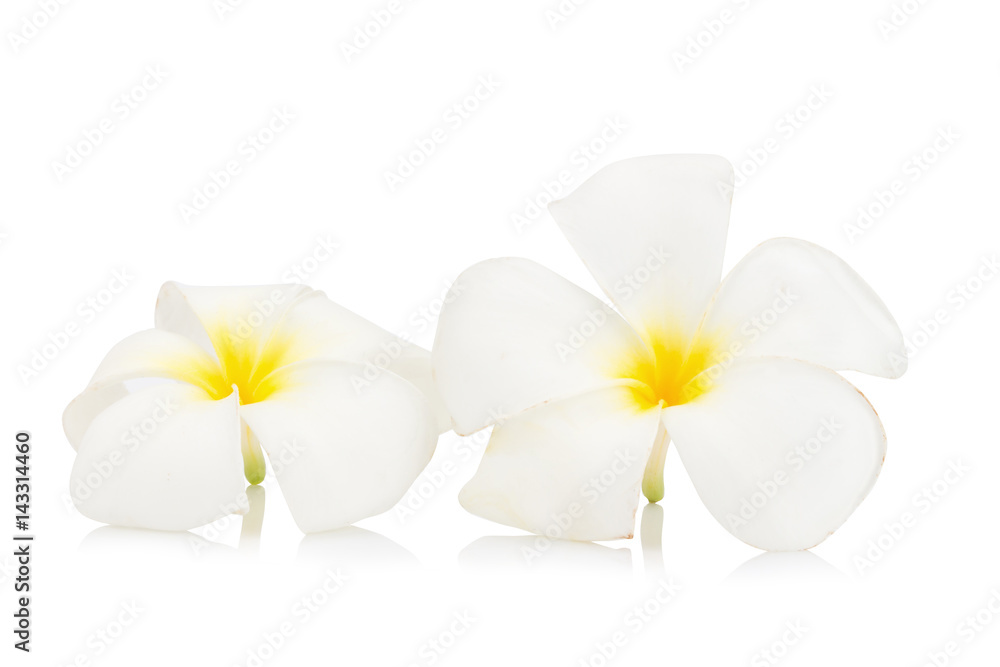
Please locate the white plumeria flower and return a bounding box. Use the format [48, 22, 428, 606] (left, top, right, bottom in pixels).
[433, 155, 907, 551]
[64, 282, 449, 532]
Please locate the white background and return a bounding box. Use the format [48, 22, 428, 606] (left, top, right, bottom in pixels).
[2, 0, 999, 665]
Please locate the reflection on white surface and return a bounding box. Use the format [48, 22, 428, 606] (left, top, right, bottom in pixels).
[298, 526, 419, 570]
[459, 535, 632, 574]
[640, 503, 665, 579]
[79, 483, 268, 560]
[239, 484, 265, 554]
[79, 525, 232, 559]
[727, 549, 844, 582]
[80, 483, 417, 571]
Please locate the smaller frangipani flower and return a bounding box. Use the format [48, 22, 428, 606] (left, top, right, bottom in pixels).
[64, 282, 449, 532]
[432, 155, 907, 551]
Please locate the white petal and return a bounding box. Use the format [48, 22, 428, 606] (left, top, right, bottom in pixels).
[264, 290, 451, 433]
[384, 352, 451, 434]
[548, 154, 734, 341]
[63, 383, 128, 452]
[154, 281, 312, 358]
[433, 258, 649, 435]
[156, 282, 449, 432]
[63, 329, 225, 449]
[70, 384, 245, 531]
[698, 238, 907, 378]
[459, 385, 662, 542]
[238, 361, 437, 533]
[661, 357, 886, 551]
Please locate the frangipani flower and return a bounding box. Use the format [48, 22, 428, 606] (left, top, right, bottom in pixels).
[433, 155, 906, 551]
[64, 282, 449, 532]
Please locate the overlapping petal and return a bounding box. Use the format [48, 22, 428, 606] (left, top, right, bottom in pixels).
[696, 238, 907, 378]
[66, 281, 447, 532]
[438, 155, 903, 550]
[258, 290, 450, 433]
[154, 281, 311, 358]
[459, 385, 662, 541]
[63, 329, 226, 449]
[70, 384, 245, 531]
[548, 154, 734, 342]
[239, 361, 438, 533]
[432, 258, 650, 435]
[158, 282, 449, 433]
[662, 357, 886, 551]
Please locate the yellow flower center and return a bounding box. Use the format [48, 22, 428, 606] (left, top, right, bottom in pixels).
[201, 323, 297, 406]
[611, 327, 721, 503]
[176, 320, 304, 485]
[616, 329, 717, 411]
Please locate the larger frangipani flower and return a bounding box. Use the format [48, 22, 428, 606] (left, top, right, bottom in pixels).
[433, 155, 907, 551]
[64, 282, 449, 532]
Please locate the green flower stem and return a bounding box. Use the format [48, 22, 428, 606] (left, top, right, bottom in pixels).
[642, 424, 670, 503]
[241, 422, 267, 485]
